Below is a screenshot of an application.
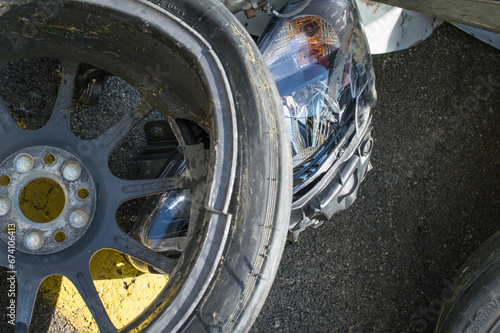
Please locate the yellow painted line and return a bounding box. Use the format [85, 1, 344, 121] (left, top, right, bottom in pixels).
[38, 250, 169, 331]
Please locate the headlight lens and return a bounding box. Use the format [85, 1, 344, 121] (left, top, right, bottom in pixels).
[264, 16, 340, 81]
[263, 15, 344, 169]
[260, 3, 376, 192]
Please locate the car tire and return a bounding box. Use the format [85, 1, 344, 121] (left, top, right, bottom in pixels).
[0, 0, 292, 332]
[436, 230, 500, 333]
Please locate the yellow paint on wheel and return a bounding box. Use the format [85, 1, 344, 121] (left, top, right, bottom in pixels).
[38, 250, 169, 331]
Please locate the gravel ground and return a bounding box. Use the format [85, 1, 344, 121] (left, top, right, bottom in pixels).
[253, 23, 500, 333]
[0, 19, 499, 333]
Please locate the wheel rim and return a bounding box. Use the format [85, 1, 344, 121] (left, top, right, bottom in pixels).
[0, 1, 238, 331]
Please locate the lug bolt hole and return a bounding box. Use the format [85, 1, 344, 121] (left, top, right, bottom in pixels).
[5, 224, 16, 234]
[78, 188, 90, 200]
[54, 231, 66, 243]
[0, 175, 10, 186]
[44, 154, 56, 165]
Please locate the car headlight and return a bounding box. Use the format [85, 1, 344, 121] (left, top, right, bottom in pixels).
[259, 0, 376, 193]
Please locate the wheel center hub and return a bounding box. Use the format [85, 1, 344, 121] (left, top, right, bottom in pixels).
[19, 178, 65, 224]
[0, 146, 96, 254]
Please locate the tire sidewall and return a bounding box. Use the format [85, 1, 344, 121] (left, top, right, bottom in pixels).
[436, 231, 500, 333]
[144, 1, 292, 332]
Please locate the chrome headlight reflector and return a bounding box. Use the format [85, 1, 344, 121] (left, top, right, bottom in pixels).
[260, 0, 376, 196]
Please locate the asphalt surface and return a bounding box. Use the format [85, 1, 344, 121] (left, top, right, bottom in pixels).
[0, 21, 499, 333]
[253, 23, 500, 332]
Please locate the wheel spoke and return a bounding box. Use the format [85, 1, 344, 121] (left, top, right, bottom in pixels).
[113, 176, 187, 204]
[15, 274, 43, 333]
[0, 96, 20, 140]
[71, 269, 116, 332]
[182, 144, 210, 203]
[151, 236, 189, 253]
[46, 60, 80, 130]
[90, 101, 152, 157]
[166, 117, 189, 149]
[108, 230, 177, 274]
